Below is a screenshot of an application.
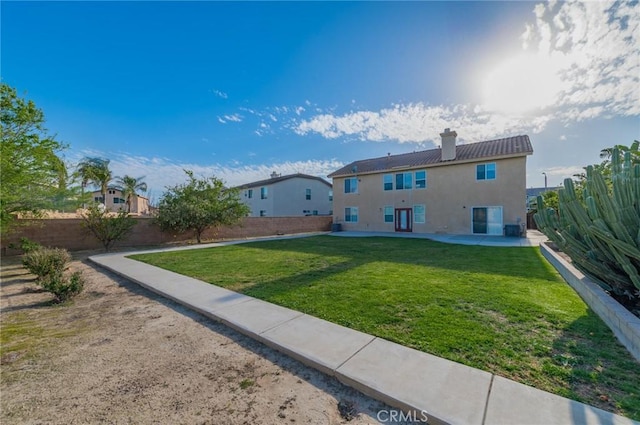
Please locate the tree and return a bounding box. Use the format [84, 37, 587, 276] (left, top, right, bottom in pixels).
[114, 175, 147, 212]
[0, 83, 67, 234]
[599, 140, 640, 165]
[155, 170, 250, 243]
[80, 204, 136, 252]
[74, 157, 112, 206]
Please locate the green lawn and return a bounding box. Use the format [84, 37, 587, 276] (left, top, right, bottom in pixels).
[130, 236, 640, 420]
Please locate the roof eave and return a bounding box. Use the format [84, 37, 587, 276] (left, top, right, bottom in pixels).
[327, 151, 532, 179]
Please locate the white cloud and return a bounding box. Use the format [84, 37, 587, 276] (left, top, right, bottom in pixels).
[218, 113, 243, 124]
[522, 0, 640, 118]
[294, 103, 550, 144]
[224, 114, 243, 122]
[212, 89, 228, 99]
[544, 165, 585, 179]
[69, 150, 343, 198]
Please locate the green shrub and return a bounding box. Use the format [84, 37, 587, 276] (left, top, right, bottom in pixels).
[39, 271, 85, 303]
[81, 204, 136, 251]
[21, 247, 83, 302]
[22, 247, 71, 281]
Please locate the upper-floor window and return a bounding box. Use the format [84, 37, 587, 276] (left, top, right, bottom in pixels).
[261, 187, 268, 199]
[476, 163, 496, 180]
[329, 190, 333, 201]
[415, 170, 427, 189]
[344, 178, 358, 193]
[395, 172, 413, 190]
[383, 174, 393, 191]
[247, 189, 253, 199]
[306, 188, 311, 200]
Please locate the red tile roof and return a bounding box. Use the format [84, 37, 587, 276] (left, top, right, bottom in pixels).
[328, 135, 532, 178]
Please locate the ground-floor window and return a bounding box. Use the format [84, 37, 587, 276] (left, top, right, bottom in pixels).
[260, 210, 267, 217]
[413, 204, 425, 223]
[472, 206, 502, 235]
[345, 207, 358, 222]
[384, 206, 394, 222]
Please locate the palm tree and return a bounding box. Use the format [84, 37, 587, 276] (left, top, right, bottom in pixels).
[114, 175, 147, 213]
[74, 157, 112, 206]
[599, 141, 640, 164]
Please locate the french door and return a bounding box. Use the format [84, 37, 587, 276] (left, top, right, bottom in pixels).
[395, 208, 413, 232]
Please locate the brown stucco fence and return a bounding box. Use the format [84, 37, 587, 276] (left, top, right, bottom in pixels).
[1, 216, 333, 256]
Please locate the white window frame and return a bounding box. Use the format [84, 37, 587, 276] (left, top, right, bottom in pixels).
[345, 207, 359, 222]
[395, 172, 413, 190]
[415, 170, 427, 189]
[414, 204, 425, 224]
[344, 178, 358, 194]
[384, 206, 394, 223]
[476, 163, 497, 181]
[383, 174, 393, 191]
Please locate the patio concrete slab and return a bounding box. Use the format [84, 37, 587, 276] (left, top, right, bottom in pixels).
[330, 230, 547, 247]
[259, 314, 375, 376]
[335, 337, 492, 425]
[484, 376, 637, 425]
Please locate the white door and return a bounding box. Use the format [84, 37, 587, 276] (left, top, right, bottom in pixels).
[486, 206, 503, 235]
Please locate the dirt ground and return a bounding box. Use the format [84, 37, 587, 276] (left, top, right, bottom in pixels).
[0, 253, 396, 425]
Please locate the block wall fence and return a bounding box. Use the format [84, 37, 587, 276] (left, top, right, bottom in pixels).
[1, 216, 333, 256]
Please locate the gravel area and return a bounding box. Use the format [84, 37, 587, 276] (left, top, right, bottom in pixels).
[1, 254, 395, 424]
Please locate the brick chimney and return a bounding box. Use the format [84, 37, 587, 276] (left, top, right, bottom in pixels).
[440, 128, 458, 161]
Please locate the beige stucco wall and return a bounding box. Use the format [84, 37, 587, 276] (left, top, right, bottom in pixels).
[241, 177, 332, 217]
[332, 156, 528, 235]
[92, 190, 150, 215]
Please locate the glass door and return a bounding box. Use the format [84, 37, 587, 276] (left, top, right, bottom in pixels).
[395, 208, 413, 232]
[472, 206, 503, 235]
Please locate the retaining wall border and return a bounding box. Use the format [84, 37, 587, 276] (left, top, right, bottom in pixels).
[540, 242, 640, 362]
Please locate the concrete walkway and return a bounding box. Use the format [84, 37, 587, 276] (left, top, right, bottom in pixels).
[331, 229, 548, 247]
[88, 233, 637, 425]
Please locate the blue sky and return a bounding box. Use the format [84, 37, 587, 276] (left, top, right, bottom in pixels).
[3, 1, 639, 200]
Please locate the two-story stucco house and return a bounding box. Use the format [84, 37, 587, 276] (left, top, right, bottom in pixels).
[237, 173, 333, 217]
[328, 129, 533, 235]
[91, 187, 151, 215]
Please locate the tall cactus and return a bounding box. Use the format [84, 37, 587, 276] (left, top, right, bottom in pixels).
[535, 147, 640, 306]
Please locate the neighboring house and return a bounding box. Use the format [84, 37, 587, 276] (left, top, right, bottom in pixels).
[91, 187, 151, 215]
[526, 186, 560, 211]
[236, 172, 333, 217]
[328, 129, 533, 235]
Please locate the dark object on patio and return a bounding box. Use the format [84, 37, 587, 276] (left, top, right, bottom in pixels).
[504, 224, 521, 237]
